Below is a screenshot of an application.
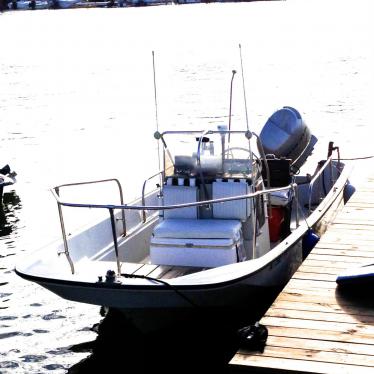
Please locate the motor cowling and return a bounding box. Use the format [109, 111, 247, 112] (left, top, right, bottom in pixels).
[259, 107, 317, 171]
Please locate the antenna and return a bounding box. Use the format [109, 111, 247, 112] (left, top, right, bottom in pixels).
[152, 51, 161, 172]
[228, 69, 236, 143]
[238, 44, 256, 258]
[239, 44, 250, 132]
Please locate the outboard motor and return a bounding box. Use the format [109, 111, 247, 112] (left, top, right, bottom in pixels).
[259, 107, 318, 172]
[0, 165, 10, 176]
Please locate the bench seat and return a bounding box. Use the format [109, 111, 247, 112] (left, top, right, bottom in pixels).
[150, 218, 245, 268]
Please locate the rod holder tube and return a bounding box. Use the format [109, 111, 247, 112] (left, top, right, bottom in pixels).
[142, 171, 163, 223]
[294, 184, 300, 228]
[109, 208, 121, 276]
[55, 187, 75, 274]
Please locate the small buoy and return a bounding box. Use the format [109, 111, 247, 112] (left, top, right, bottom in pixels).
[302, 228, 320, 259]
[343, 182, 356, 204]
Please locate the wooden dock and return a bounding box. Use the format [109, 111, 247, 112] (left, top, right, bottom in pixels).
[230, 175, 374, 373]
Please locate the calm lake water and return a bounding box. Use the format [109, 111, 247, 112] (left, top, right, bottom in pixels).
[1, 0, 374, 372]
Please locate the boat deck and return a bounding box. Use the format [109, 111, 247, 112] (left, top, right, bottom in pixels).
[229, 173, 374, 373]
[76, 258, 205, 281]
[120, 261, 204, 279]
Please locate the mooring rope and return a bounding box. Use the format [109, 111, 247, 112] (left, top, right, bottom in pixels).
[121, 272, 198, 308]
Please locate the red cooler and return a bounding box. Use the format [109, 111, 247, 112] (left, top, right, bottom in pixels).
[268, 206, 285, 242]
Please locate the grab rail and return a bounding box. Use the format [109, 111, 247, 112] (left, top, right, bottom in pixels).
[307, 155, 334, 214]
[141, 171, 163, 223]
[52, 178, 126, 275]
[52, 184, 296, 212]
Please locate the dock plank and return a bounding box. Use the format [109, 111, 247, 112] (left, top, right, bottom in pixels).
[270, 299, 374, 316]
[300, 259, 362, 268]
[305, 253, 370, 264]
[292, 271, 339, 281]
[263, 336, 374, 356]
[265, 325, 374, 345]
[260, 316, 374, 335]
[314, 242, 374, 251]
[265, 308, 374, 325]
[311, 248, 374, 257]
[230, 174, 374, 373]
[232, 354, 374, 374]
[241, 346, 374, 367]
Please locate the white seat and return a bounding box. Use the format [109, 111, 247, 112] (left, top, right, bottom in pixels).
[150, 180, 250, 268]
[153, 218, 242, 241]
[162, 185, 198, 219]
[150, 218, 245, 267]
[212, 180, 251, 220]
[269, 189, 292, 206]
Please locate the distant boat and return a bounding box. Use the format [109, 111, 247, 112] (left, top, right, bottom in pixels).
[0, 165, 17, 204]
[74, 0, 117, 7]
[125, 0, 172, 6]
[9, 0, 51, 9]
[7, 0, 169, 9]
[50, 0, 81, 8]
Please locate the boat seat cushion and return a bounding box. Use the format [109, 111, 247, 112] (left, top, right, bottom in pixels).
[150, 218, 245, 267]
[269, 189, 292, 206]
[212, 180, 251, 220]
[162, 185, 198, 219]
[152, 218, 242, 241]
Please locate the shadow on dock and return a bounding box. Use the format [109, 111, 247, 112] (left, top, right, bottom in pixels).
[335, 285, 374, 324]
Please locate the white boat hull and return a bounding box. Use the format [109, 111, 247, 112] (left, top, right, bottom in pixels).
[15, 117, 351, 332]
[16, 164, 347, 331]
[18, 243, 300, 331]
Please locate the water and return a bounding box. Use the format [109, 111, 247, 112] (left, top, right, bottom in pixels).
[1, 1, 374, 372]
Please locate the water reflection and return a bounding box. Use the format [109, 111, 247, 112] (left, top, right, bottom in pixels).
[67, 290, 276, 374]
[0, 190, 22, 239]
[67, 309, 243, 374]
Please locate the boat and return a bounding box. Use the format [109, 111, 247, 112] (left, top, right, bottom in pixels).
[15, 102, 352, 333]
[51, 0, 81, 8]
[336, 263, 374, 288]
[0, 164, 17, 204]
[8, 0, 51, 9]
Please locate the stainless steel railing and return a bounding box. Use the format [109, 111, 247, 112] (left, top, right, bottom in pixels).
[52, 184, 295, 212]
[307, 153, 340, 214]
[51, 180, 297, 275]
[141, 171, 163, 223]
[52, 178, 126, 274]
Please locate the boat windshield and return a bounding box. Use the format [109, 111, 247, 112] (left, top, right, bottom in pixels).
[160, 130, 252, 179]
